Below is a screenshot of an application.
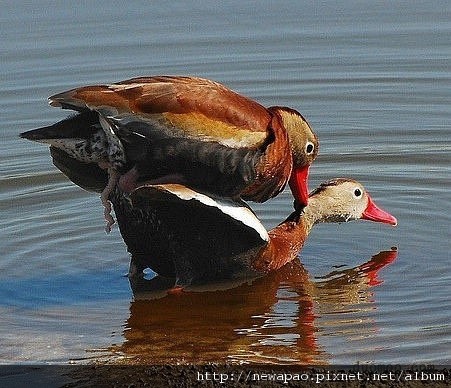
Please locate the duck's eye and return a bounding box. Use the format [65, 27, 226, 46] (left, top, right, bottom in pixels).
[305, 141, 315, 155]
[353, 188, 362, 198]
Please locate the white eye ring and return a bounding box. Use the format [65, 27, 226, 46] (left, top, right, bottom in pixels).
[353, 187, 363, 198]
[305, 141, 315, 155]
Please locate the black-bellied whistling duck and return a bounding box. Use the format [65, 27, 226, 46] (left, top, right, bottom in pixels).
[20, 76, 318, 231]
[109, 179, 396, 286]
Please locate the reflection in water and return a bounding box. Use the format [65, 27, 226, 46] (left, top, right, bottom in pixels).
[313, 249, 398, 345]
[108, 248, 397, 364]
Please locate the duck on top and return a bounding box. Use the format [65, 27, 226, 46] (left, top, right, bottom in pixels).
[20, 76, 319, 230]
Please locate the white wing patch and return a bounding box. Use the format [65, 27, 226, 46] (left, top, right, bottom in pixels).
[154, 184, 269, 242]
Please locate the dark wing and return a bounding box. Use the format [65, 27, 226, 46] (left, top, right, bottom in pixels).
[112, 183, 269, 284]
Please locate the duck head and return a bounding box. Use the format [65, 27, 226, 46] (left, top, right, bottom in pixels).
[304, 178, 397, 226]
[269, 107, 319, 208]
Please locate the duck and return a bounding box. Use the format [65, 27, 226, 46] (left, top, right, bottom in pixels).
[108, 178, 397, 287]
[20, 76, 318, 231]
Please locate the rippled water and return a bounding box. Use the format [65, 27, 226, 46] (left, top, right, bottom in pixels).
[1, 0, 450, 365]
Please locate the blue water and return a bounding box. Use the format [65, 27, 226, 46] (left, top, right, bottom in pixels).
[1, 0, 450, 364]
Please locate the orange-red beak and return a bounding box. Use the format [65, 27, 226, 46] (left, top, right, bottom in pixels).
[362, 195, 397, 226]
[289, 165, 310, 208]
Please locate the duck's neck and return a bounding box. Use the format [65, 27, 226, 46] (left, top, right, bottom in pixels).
[251, 195, 338, 272]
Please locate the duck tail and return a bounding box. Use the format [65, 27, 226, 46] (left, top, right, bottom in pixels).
[20, 110, 99, 142]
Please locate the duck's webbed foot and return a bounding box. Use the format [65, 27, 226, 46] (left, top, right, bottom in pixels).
[101, 167, 120, 233]
[119, 167, 189, 192]
[118, 166, 139, 193]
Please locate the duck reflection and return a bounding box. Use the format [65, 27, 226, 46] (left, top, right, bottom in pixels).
[110, 248, 397, 364]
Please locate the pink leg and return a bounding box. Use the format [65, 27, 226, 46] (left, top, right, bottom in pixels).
[119, 168, 187, 191]
[146, 173, 187, 185]
[118, 166, 140, 193]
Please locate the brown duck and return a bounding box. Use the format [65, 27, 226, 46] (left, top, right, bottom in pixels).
[20, 76, 319, 230]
